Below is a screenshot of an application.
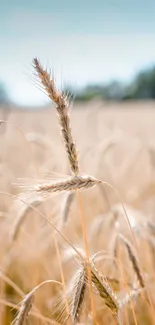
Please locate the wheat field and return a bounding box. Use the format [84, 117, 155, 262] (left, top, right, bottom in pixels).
[1, 64, 155, 325]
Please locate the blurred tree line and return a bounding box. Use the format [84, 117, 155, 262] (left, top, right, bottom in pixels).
[73, 65, 155, 102]
[1, 65, 155, 106]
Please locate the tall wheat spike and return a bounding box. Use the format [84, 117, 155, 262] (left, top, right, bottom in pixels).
[33, 57, 121, 324]
[33, 58, 79, 175]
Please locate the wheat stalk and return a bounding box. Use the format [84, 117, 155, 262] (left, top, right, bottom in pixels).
[118, 234, 145, 288]
[33, 58, 79, 175]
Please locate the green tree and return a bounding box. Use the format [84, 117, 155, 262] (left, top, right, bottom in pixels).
[123, 66, 155, 100]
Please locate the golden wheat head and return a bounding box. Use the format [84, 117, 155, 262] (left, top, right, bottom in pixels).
[33, 58, 79, 175]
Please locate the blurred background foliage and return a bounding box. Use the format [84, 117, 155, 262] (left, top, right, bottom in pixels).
[1, 65, 155, 106]
[73, 65, 155, 102]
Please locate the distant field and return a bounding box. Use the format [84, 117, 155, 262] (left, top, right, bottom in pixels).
[1, 101, 155, 324]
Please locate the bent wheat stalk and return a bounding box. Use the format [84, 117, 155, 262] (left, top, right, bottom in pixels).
[118, 234, 145, 288]
[11, 198, 42, 241]
[14, 280, 62, 325]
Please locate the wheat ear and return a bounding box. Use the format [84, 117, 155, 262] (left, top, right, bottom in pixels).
[26, 132, 51, 148]
[147, 220, 155, 236]
[14, 280, 62, 325]
[118, 234, 145, 288]
[69, 266, 87, 323]
[120, 287, 145, 308]
[90, 262, 120, 315]
[18, 175, 101, 197]
[61, 192, 75, 224]
[33, 58, 79, 175]
[11, 198, 42, 241]
[14, 292, 34, 325]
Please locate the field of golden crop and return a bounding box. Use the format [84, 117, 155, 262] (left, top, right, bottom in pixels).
[1, 98, 155, 325]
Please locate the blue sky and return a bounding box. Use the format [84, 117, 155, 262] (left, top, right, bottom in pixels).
[1, 0, 155, 106]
